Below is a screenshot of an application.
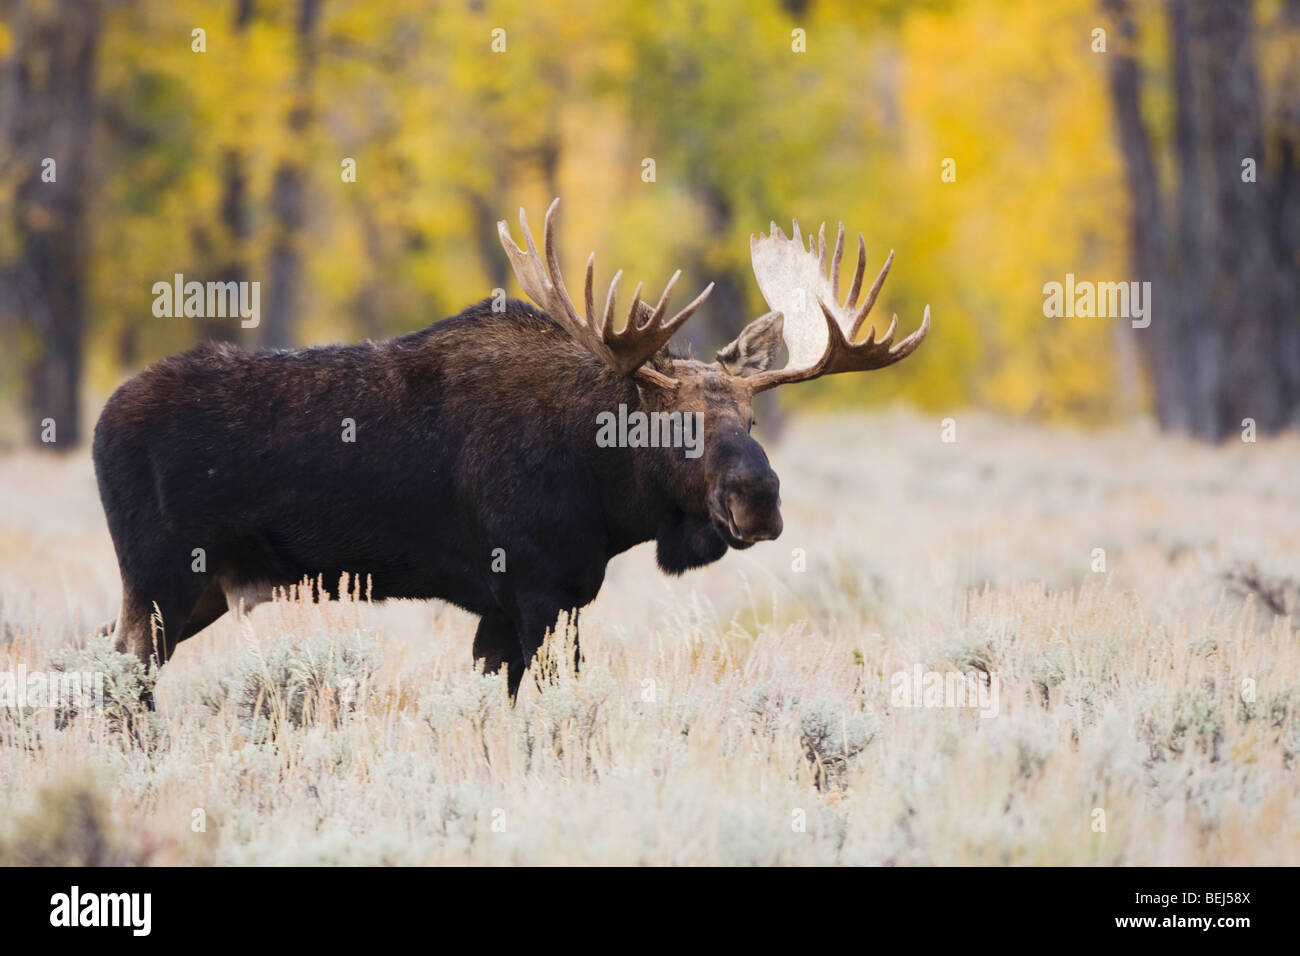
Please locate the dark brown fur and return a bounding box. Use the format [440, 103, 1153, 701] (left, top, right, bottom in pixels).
[93, 299, 784, 698]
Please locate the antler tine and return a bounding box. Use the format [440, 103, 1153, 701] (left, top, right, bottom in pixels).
[498, 198, 714, 381]
[668, 280, 715, 329]
[613, 271, 714, 353]
[746, 299, 929, 393]
[890, 304, 930, 359]
[611, 265, 715, 357]
[876, 313, 899, 348]
[844, 234, 867, 311]
[832, 300, 929, 371]
[499, 208, 545, 309]
[542, 199, 581, 328]
[583, 253, 598, 335]
[520, 205, 541, 272]
[623, 281, 644, 334]
[744, 214, 930, 393]
[641, 270, 680, 331]
[602, 269, 622, 334]
[850, 248, 894, 341]
[829, 222, 846, 306]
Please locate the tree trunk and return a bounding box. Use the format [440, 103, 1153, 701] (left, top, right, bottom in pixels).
[1103, 0, 1300, 440]
[0, 0, 100, 449]
[198, 1, 256, 344]
[263, 0, 321, 349]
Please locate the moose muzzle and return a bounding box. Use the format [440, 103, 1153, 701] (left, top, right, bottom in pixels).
[712, 466, 782, 548]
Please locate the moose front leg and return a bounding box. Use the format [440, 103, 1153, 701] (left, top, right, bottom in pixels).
[571, 608, 583, 675]
[473, 611, 527, 696]
[510, 593, 583, 699]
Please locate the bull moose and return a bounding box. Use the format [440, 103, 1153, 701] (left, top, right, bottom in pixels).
[93, 199, 929, 697]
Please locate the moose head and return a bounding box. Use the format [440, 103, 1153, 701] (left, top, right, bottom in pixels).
[499, 199, 931, 552]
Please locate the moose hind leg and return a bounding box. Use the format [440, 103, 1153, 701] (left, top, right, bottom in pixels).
[114, 563, 215, 668]
[113, 581, 160, 666]
[175, 579, 229, 643]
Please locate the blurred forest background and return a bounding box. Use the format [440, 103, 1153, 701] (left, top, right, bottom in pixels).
[0, 0, 1296, 449]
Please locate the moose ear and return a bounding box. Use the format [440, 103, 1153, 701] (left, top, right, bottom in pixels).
[717, 311, 785, 377]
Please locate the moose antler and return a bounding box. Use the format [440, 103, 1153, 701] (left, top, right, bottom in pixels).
[498, 199, 714, 387]
[743, 220, 929, 392]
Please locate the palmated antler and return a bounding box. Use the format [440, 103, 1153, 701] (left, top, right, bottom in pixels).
[498, 199, 713, 387]
[743, 220, 929, 392]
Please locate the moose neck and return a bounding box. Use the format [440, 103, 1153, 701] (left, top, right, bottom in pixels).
[576, 371, 688, 555]
[578, 372, 726, 573]
[420, 300, 721, 570]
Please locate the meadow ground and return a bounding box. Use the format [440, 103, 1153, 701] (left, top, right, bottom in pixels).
[1, 409, 1298, 865]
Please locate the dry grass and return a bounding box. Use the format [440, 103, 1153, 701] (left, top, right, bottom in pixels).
[1, 409, 1298, 865]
